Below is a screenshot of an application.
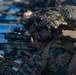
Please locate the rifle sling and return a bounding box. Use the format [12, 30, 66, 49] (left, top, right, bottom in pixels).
[67, 52, 76, 75]
[41, 37, 59, 71]
[51, 40, 76, 53]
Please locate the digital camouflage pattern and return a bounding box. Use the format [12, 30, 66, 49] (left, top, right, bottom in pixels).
[0, 39, 73, 75]
[0, 6, 74, 75]
[0, 1, 76, 74]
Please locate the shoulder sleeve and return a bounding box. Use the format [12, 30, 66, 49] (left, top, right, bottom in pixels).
[0, 50, 43, 75]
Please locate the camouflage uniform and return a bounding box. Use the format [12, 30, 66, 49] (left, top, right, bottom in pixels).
[0, 37, 74, 75]
[0, 5, 75, 75]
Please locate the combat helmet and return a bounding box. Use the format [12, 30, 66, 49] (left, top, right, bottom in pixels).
[34, 19, 58, 43]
